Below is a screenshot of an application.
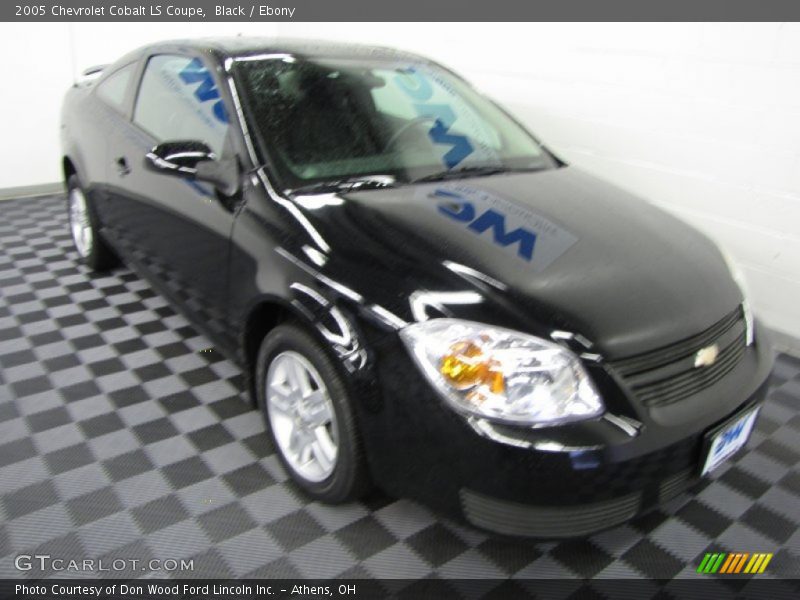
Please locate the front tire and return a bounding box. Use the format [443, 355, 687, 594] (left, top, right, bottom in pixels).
[67, 175, 118, 272]
[256, 324, 370, 503]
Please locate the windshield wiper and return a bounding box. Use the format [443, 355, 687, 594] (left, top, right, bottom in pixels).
[411, 165, 541, 184]
[288, 175, 396, 195]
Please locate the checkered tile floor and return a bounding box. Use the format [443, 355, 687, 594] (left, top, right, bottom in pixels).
[1, 194, 799, 583]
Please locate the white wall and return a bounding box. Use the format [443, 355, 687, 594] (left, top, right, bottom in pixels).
[0, 22, 798, 341]
[0, 23, 73, 190]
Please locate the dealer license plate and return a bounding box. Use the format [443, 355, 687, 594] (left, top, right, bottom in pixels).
[701, 408, 760, 476]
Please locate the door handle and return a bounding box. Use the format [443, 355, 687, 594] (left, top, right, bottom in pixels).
[115, 157, 131, 176]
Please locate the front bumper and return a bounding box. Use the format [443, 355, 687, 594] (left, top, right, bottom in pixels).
[360, 321, 774, 538]
[459, 379, 769, 537]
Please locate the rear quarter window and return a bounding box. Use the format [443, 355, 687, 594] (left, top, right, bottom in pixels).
[95, 63, 136, 110]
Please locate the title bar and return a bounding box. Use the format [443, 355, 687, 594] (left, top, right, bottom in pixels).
[4, 0, 800, 22]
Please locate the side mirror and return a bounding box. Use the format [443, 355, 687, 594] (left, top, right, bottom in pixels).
[146, 140, 215, 173]
[145, 140, 238, 195]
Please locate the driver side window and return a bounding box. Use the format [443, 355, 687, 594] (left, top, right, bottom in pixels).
[133, 55, 229, 156]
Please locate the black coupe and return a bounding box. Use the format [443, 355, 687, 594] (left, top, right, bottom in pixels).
[60, 38, 773, 537]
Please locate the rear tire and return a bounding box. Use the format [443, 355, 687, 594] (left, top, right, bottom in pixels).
[256, 324, 371, 503]
[67, 174, 118, 272]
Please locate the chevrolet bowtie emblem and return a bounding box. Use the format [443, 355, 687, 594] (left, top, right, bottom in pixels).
[695, 344, 720, 368]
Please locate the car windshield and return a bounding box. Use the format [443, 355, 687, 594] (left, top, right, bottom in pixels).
[233, 55, 556, 190]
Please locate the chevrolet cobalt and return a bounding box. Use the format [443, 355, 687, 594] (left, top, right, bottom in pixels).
[60, 38, 773, 537]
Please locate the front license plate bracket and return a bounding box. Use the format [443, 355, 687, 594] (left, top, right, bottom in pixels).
[700, 407, 760, 476]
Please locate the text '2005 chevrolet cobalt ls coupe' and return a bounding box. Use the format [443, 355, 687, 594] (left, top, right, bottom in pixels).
[61, 38, 774, 537]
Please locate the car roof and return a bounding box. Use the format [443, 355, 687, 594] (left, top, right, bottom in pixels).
[139, 37, 432, 63]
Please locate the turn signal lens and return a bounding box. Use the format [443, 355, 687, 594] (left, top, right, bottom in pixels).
[440, 340, 505, 394]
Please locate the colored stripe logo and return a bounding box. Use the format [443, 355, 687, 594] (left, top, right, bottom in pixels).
[697, 552, 773, 574]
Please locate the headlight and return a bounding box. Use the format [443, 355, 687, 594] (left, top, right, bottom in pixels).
[720, 249, 755, 346]
[400, 319, 604, 426]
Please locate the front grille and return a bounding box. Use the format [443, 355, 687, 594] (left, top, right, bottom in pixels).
[609, 306, 747, 407]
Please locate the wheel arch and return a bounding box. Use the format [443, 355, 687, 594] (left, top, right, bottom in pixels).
[240, 288, 375, 406]
[242, 297, 295, 401]
[63, 156, 77, 184]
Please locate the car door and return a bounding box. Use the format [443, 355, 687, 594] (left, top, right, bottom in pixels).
[104, 52, 238, 346]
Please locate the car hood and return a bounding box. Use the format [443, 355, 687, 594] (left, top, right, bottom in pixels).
[290, 167, 742, 359]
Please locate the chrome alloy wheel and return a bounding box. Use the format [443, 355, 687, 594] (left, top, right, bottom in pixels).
[266, 351, 339, 482]
[68, 187, 93, 258]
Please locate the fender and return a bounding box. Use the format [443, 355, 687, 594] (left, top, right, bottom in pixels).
[239, 282, 379, 405]
[288, 282, 370, 375]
